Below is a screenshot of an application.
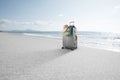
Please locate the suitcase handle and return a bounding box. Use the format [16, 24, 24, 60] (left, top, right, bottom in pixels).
[69, 21, 74, 26]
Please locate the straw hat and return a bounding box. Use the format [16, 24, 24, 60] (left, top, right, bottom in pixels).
[63, 24, 68, 32]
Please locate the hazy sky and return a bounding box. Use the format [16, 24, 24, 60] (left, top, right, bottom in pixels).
[0, 0, 120, 32]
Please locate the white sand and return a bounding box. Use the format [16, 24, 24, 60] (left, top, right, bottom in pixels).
[0, 32, 120, 80]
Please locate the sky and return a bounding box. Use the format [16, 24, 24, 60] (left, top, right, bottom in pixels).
[0, 0, 120, 33]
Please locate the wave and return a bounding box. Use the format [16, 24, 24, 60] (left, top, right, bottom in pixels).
[16, 31, 120, 52]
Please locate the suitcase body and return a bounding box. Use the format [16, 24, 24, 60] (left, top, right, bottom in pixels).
[62, 25, 77, 50]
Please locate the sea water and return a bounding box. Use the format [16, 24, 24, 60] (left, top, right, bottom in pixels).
[7, 31, 120, 52]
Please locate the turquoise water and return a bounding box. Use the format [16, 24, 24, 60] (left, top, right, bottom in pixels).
[7, 31, 120, 52]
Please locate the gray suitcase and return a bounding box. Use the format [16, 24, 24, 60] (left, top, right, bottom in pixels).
[62, 25, 77, 50]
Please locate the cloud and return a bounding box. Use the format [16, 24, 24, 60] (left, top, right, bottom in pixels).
[0, 19, 13, 30]
[0, 19, 62, 31]
[112, 5, 120, 14]
[114, 5, 120, 9]
[58, 14, 63, 17]
[33, 21, 49, 26]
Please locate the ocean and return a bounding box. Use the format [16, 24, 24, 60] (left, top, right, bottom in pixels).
[7, 31, 120, 52]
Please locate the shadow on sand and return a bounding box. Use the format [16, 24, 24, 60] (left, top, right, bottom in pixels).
[34, 49, 71, 65]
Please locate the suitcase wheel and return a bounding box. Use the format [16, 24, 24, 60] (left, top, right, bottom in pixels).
[71, 48, 74, 50]
[61, 47, 64, 49]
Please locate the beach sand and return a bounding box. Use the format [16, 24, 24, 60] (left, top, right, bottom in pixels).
[0, 32, 120, 80]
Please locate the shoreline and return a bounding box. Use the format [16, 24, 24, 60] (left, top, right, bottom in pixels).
[1, 32, 120, 53]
